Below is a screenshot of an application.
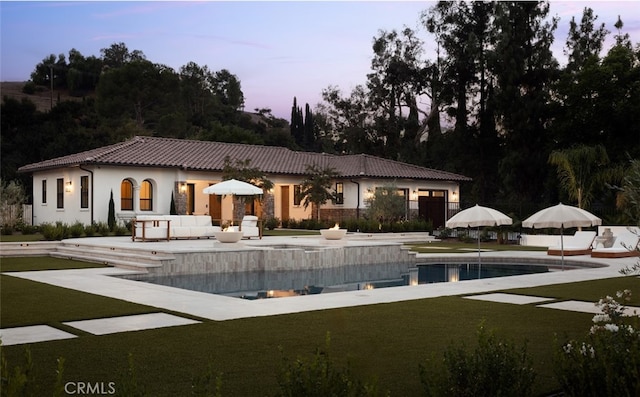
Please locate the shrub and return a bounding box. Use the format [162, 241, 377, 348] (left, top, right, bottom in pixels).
[94, 222, 111, 236]
[420, 323, 536, 397]
[275, 333, 384, 397]
[1, 224, 13, 235]
[554, 289, 640, 397]
[113, 224, 129, 236]
[21, 81, 37, 94]
[84, 223, 97, 237]
[69, 221, 85, 238]
[18, 223, 38, 235]
[41, 222, 69, 241]
[264, 217, 280, 230]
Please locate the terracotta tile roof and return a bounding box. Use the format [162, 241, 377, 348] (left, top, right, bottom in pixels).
[18, 136, 471, 182]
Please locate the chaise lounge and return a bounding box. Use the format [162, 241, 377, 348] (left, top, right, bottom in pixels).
[591, 230, 640, 258]
[547, 231, 597, 256]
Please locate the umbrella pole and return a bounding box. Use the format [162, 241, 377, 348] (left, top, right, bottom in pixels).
[477, 226, 481, 279]
[561, 225, 564, 271]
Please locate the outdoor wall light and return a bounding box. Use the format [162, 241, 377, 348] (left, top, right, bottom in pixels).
[179, 182, 187, 193]
[65, 181, 72, 192]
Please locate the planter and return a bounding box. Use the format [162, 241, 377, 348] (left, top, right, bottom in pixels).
[213, 231, 243, 243]
[320, 228, 347, 240]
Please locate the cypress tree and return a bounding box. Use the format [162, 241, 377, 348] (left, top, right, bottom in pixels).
[107, 190, 116, 231]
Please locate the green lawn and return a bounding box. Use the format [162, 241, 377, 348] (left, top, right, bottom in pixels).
[1, 257, 638, 396]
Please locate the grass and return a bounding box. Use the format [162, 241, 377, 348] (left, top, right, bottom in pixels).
[408, 240, 548, 254]
[2, 256, 638, 396]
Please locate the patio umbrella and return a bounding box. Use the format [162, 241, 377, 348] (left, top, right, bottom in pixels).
[202, 179, 263, 222]
[522, 203, 601, 269]
[446, 204, 513, 277]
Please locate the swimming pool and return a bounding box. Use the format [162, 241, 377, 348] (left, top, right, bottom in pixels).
[123, 262, 552, 300]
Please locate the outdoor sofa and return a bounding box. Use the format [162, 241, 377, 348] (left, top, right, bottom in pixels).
[132, 215, 220, 241]
[132, 215, 261, 241]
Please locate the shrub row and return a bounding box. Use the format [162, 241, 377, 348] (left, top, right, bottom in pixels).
[39, 221, 130, 241]
[269, 217, 433, 233]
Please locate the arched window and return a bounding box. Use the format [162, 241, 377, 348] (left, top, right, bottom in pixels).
[121, 180, 134, 211]
[140, 180, 153, 211]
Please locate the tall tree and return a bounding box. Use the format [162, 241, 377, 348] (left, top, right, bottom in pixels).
[564, 7, 609, 73]
[290, 97, 304, 147]
[367, 27, 424, 160]
[492, 1, 559, 204]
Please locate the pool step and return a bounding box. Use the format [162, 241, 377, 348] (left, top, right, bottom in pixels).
[51, 242, 174, 271]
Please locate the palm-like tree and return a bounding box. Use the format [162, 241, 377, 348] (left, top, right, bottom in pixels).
[298, 164, 341, 220]
[548, 144, 609, 209]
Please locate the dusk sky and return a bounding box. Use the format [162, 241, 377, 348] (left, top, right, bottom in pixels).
[2, 1, 639, 120]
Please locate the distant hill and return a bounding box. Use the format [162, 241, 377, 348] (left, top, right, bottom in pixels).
[1, 81, 87, 112]
[0, 82, 281, 127]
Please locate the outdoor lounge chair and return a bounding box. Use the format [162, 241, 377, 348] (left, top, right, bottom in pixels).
[232, 215, 261, 239]
[591, 230, 640, 258]
[547, 231, 597, 256]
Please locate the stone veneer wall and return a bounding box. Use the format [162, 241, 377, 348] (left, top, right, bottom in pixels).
[150, 243, 416, 276]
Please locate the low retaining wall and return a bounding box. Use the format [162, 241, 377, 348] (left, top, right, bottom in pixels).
[0, 241, 60, 257]
[150, 243, 416, 276]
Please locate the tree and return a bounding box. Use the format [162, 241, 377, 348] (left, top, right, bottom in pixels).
[297, 164, 341, 220]
[100, 42, 146, 69]
[96, 60, 180, 131]
[613, 158, 640, 225]
[170, 191, 177, 215]
[365, 183, 407, 224]
[221, 157, 273, 192]
[107, 190, 116, 231]
[0, 179, 26, 230]
[548, 144, 610, 209]
[178, 61, 216, 127]
[564, 7, 609, 74]
[492, 1, 559, 204]
[422, 1, 501, 203]
[367, 27, 425, 160]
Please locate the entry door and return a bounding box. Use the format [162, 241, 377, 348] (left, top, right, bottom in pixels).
[187, 184, 195, 214]
[281, 186, 290, 221]
[418, 193, 446, 229]
[209, 192, 222, 224]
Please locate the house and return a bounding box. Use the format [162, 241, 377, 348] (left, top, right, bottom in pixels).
[17, 136, 471, 228]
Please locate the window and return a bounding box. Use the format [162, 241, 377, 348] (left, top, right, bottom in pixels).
[335, 182, 344, 204]
[42, 180, 47, 204]
[56, 178, 64, 209]
[140, 180, 153, 211]
[293, 185, 301, 206]
[80, 176, 89, 208]
[121, 180, 133, 210]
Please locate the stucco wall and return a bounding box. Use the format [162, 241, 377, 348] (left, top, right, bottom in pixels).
[29, 165, 461, 227]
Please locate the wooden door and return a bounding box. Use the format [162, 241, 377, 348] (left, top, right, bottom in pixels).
[281, 185, 290, 221]
[209, 193, 222, 225]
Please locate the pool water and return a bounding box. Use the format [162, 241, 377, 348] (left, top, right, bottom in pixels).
[123, 263, 550, 300]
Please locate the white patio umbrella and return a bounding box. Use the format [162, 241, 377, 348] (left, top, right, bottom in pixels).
[202, 179, 263, 223]
[446, 204, 513, 277]
[522, 203, 601, 269]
